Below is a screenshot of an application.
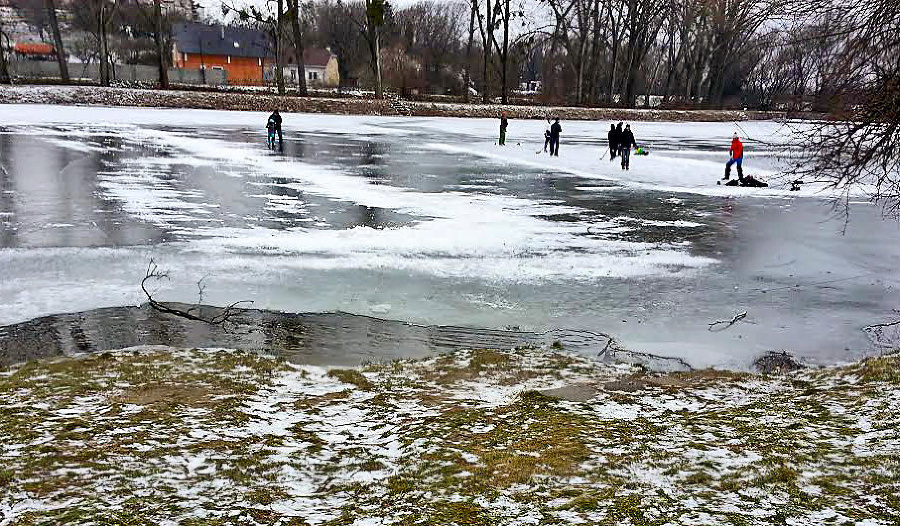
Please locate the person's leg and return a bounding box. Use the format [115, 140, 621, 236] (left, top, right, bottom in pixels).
[620, 147, 627, 168]
[544, 137, 549, 152]
[623, 148, 630, 169]
[736, 158, 744, 180]
[555, 140, 560, 156]
[499, 129, 505, 145]
[724, 158, 735, 179]
[277, 128, 283, 151]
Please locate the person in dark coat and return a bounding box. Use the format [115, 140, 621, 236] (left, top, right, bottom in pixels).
[607, 123, 619, 160]
[619, 124, 636, 170]
[499, 112, 508, 145]
[267, 110, 283, 151]
[543, 119, 552, 152]
[549, 118, 562, 156]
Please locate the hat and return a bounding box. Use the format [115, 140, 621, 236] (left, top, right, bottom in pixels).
[733, 132, 738, 138]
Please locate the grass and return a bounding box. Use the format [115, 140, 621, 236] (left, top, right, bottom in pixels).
[1, 347, 898, 525]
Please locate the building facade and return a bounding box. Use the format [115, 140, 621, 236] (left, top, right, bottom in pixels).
[171, 22, 271, 85]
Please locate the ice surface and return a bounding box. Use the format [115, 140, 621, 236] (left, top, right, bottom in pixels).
[1, 104, 898, 369]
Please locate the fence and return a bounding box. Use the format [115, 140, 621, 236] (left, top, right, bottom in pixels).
[7, 60, 227, 86]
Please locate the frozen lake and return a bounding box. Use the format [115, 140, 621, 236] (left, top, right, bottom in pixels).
[1, 104, 898, 369]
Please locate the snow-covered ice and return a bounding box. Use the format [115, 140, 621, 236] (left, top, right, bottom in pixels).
[0, 104, 899, 369]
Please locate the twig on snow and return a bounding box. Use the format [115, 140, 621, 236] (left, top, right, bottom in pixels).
[708, 311, 748, 332]
[141, 259, 253, 329]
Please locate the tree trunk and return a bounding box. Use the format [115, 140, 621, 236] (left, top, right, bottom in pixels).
[287, 0, 307, 96]
[153, 0, 168, 89]
[45, 0, 69, 83]
[607, 42, 618, 105]
[98, 2, 110, 87]
[481, 0, 492, 104]
[370, 23, 382, 99]
[500, 0, 509, 104]
[463, 1, 475, 102]
[0, 27, 10, 84]
[275, 0, 285, 95]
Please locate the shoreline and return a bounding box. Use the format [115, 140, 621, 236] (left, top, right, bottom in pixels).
[0, 84, 791, 122]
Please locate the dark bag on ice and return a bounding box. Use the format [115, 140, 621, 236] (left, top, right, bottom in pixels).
[724, 176, 768, 188]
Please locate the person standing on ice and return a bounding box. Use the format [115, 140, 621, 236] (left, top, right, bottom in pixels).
[543, 119, 552, 153]
[549, 117, 562, 156]
[619, 124, 636, 170]
[499, 112, 509, 146]
[607, 123, 619, 160]
[723, 132, 744, 181]
[267, 110, 283, 151]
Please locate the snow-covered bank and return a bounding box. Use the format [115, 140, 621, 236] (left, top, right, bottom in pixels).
[0, 84, 787, 121]
[0, 347, 897, 525]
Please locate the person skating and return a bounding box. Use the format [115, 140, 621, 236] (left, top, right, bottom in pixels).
[607, 123, 619, 161]
[499, 112, 508, 146]
[267, 110, 283, 151]
[619, 124, 636, 170]
[723, 132, 744, 181]
[549, 118, 562, 156]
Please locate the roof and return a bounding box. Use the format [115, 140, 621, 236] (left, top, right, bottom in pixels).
[172, 22, 270, 59]
[303, 48, 334, 68]
[14, 42, 55, 55]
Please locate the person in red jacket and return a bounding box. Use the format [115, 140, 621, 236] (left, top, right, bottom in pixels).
[723, 132, 744, 181]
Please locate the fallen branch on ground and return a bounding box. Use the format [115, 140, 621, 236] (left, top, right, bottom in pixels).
[864, 319, 900, 331]
[141, 259, 253, 327]
[708, 311, 748, 332]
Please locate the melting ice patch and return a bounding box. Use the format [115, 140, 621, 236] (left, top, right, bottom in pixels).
[123, 130, 718, 281]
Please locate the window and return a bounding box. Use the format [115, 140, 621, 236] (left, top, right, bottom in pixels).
[309, 71, 318, 80]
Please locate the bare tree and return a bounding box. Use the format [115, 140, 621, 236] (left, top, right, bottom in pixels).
[286, 0, 307, 95]
[314, 0, 364, 89]
[71, 0, 119, 86]
[45, 0, 69, 83]
[464, 0, 476, 101]
[127, 0, 171, 88]
[365, 0, 384, 98]
[0, 17, 10, 84]
[472, 0, 495, 103]
[792, 0, 900, 216]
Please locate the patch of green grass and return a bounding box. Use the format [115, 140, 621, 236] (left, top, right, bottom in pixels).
[327, 369, 374, 390]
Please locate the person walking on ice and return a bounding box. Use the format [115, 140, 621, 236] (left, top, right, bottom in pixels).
[499, 112, 509, 146]
[549, 117, 562, 156]
[267, 110, 283, 151]
[607, 123, 619, 161]
[619, 124, 636, 170]
[723, 132, 744, 181]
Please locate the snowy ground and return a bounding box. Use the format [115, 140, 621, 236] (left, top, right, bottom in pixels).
[1, 105, 899, 369]
[0, 346, 898, 525]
